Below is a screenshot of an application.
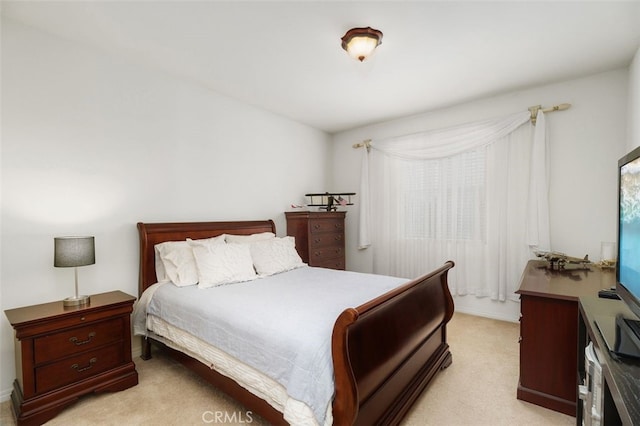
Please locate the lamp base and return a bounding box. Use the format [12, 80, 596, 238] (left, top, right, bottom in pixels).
[63, 295, 90, 307]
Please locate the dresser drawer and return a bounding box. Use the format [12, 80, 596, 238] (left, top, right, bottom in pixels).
[35, 343, 124, 394]
[311, 247, 344, 262]
[309, 219, 344, 234]
[34, 318, 124, 364]
[309, 232, 344, 248]
[314, 257, 346, 270]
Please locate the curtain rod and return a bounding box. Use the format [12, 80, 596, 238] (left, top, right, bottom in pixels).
[529, 103, 571, 125]
[352, 103, 572, 147]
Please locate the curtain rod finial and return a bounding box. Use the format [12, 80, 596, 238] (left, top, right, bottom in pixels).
[353, 139, 372, 149]
[528, 103, 571, 125]
[528, 105, 541, 125]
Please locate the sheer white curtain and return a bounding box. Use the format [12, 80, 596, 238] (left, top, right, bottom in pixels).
[359, 111, 550, 301]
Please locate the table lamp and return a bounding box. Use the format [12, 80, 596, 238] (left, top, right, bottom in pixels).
[54, 236, 95, 307]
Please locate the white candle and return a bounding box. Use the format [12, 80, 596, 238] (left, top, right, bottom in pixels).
[601, 242, 616, 262]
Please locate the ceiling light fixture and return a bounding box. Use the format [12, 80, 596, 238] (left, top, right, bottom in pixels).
[341, 27, 383, 62]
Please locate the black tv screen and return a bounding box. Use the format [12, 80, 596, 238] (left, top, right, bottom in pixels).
[618, 145, 640, 323]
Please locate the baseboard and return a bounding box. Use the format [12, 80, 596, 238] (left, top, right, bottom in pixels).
[1, 388, 11, 403]
[454, 306, 519, 323]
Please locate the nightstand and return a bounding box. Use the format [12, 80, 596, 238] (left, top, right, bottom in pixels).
[286, 211, 346, 270]
[4, 291, 139, 426]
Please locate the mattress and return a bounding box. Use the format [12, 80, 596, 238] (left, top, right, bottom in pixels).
[133, 266, 407, 425]
[143, 314, 328, 425]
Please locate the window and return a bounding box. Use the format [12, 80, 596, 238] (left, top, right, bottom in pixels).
[402, 148, 486, 241]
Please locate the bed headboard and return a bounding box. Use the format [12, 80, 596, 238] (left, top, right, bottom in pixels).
[137, 220, 276, 295]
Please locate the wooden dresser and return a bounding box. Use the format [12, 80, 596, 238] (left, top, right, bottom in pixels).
[285, 211, 346, 270]
[516, 260, 615, 416]
[4, 291, 139, 426]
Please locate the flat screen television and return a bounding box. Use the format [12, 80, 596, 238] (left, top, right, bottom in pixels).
[610, 146, 640, 357]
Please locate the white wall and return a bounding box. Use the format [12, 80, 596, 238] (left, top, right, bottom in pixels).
[331, 69, 629, 322]
[629, 46, 640, 151]
[0, 19, 330, 400]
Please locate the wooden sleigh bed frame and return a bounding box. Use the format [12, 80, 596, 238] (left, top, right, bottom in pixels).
[137, 220, 455, 425]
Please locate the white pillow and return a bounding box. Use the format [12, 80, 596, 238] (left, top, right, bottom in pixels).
[225, 232, 275, 244]
[154, 245, 169, 283]
[249, 236, 306, 276]
[193, 243, 257, 289]
[156, 235, 225, 286]
[155, 241, 198, 286]
[186, 235, 227, 248]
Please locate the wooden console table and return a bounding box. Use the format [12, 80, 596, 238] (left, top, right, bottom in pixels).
[578, 296, 640, 425]
[516, 260, 615, 416]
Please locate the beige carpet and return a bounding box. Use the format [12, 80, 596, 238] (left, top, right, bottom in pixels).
[1, 313, 574, 426]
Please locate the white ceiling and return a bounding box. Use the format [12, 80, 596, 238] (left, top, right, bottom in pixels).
[2, 1, 640, 133]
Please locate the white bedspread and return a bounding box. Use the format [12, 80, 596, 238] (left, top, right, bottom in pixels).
[133, 266, 407, 425]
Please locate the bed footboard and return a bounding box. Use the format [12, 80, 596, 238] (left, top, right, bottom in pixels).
[332, 261, 455, 425]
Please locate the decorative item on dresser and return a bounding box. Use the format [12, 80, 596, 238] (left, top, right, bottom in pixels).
[516, 259, 616, 416]
[4, 291, 138, 426]
[286, 210, 346, 270]
[305, 192, 355, 212]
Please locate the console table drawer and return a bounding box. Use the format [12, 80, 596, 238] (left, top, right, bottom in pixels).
[35, 343, 124, 394]
[34, 318, 124, 364]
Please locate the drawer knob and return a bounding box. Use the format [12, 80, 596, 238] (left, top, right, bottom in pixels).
[69, 331, 96, 346]
[71, 357, 97, 373]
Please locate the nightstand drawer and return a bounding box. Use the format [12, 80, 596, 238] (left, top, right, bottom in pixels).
[34, 318, 124, 364]
[309, 219, 344, 234]
[35, 343, 124, 394]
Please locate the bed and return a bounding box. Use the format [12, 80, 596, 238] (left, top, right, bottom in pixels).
[136, 219, 455, 425]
